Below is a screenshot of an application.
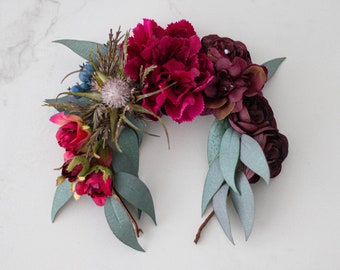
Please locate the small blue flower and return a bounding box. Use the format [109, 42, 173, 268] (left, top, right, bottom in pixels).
[70, 84, 82, 92]
[79, 71, 91, 83]
[79, 82, 91, 91]
[85, 63, 95, 73]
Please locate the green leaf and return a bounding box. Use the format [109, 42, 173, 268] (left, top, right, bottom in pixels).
[212, 184, 234, 244]
[262, 57, 286, 80]
[126, 116, 144, 146]
[104, 196, 144, 252]
[51, 180, 73, 222]
[219, 127, 241, 194]
[44, 96, 91, 113]
[230, 172, 255, 240]
[240, 134, 270, 183]
[115, 172, 156, 224]
[112, 127, 139, 176]
[54, 39, 106, 65]
[201, 158, 224, 216]
[207, 119, 230, 165]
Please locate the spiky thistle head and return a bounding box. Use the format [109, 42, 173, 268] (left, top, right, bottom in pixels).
[101, 79, 131, 108]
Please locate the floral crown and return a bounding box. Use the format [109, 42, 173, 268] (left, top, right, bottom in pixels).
[46, 19, 288, 251]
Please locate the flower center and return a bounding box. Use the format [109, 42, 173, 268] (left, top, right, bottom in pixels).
[101, 79, 131, 108]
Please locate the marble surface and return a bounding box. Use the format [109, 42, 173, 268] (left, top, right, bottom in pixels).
[1, 0, 340, 269]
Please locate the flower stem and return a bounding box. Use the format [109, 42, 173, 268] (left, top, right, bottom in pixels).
[194, 210, 215, 244]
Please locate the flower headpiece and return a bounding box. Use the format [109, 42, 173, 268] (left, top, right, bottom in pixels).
[45, 19, 288, 251]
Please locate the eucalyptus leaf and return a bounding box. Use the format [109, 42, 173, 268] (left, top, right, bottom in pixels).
[262, 57, 286, 81]
[212, 184, 234, 244]
[112, 127, 139, 176]
[201, 158, 225, 216]
[45, 96, 91, 114]
[230, 172, 255, 240]
[207, 119, 230, 165]
[126, 116, 144, 146]
[240, 134, 270, 183]
[51, 180, 73, 222]
[219, 127, 241, 194]
[115, 172, 156, 224]
[104, 196, 144, 252]
[54, 39, 106, 65]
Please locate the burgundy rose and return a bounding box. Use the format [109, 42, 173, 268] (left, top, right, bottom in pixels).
[61, 160, 83, 183]
[201, 35, 267, 120]
[50, 112, 90, 153]
[229, 95, 277, 135]
[125, 19, 214, 123]
[245, 129, 289, 183]
[201, 34, 251, 64]
[75, 171, 113, 206]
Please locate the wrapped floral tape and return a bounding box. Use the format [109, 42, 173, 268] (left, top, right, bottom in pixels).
[45, 19, 288, 251]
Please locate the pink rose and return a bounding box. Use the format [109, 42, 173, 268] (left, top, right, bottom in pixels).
[75, 171, 113, 206]
[50, 112, 90, 153]
[125, 19, 214, 123]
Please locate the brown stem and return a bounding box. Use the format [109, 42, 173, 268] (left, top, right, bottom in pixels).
[194, 210, 215, 244]
[113, 192, 143, 237]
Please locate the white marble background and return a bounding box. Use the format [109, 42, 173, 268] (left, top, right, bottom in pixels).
[1, 0, 339, 269]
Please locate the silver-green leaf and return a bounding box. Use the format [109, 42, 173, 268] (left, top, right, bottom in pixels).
[230, 172, 255, 240]
[212, 184, 234, 244]
[112, 127, 139, 176]
[115, 172, 156, 224]
[104, 196, 144, 252]
[45, 96, 91, 113]
[240, 134, 270, 183]
[126, 116, 144, 146]
[219, 127, 241, 194]
[207, 119, 230, 165]
[201, 158, 224, 216]
[54, 39, 106, 65]
[262, 57, 286, 80]
[51, 180, 73, 222]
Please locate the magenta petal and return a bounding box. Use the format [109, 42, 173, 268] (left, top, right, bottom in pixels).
[50, 112, 68, 125]
[92, 196, 106, 206]
[163, 58, 185, 72]
[166, 93, 204, 123]
[180, 93, 204, 122]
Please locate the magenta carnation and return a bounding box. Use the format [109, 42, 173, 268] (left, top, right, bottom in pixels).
[125, 19, 214, 123]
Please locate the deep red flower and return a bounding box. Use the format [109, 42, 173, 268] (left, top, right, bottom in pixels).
[201, 34, 251, 64]
[245, 129, 289, 183]
[50, 112, 90, 153]
[228, 95, 277, 135]
[201, 35, 267, 119]
[125, 19, 214, 123]
[75, 171, 112, 206]
[61, 160, 83, 183]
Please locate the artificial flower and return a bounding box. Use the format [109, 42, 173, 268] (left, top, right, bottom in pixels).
[125, 19, 214, 123]
[245, 129, 289, 183]
[75, 171, 113, 206]
[50, 112, 90, 153]
[228, 95, 277, 135]
[201, 34, 268, 119]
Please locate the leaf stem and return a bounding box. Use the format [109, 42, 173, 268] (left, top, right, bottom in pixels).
[113, 191, 143, 237]
[194, 210, 215, 244]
